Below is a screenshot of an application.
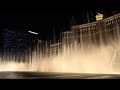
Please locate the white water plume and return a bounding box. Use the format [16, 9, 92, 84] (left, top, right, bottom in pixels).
[1, 14, 120, 74]
[1, 39, 120, 74]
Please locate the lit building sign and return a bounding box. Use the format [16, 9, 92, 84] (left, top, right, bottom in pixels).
[96, 13, 103, 21]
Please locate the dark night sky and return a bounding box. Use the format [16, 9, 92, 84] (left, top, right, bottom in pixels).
[0, 4, 120, 40]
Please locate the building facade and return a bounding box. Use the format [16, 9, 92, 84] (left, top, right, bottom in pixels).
[62, 13, 120, 47]
[0, 29, 26, 62]
[1, 29, 39, 62]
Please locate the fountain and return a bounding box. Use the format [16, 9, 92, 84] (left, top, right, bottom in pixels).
[0, 13, 120, 75]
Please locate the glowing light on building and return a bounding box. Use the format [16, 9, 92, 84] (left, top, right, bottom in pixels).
[28, 31, 38, 35]
[95, 13, 103, 21]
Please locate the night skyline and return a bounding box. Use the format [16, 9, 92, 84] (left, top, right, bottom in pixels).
[1, 1, 120, 78]
[0, 8, 120, 40]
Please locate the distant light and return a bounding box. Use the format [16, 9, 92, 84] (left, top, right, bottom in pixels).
[28, 31, 38, 35]
[96, 13, 103, 21]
